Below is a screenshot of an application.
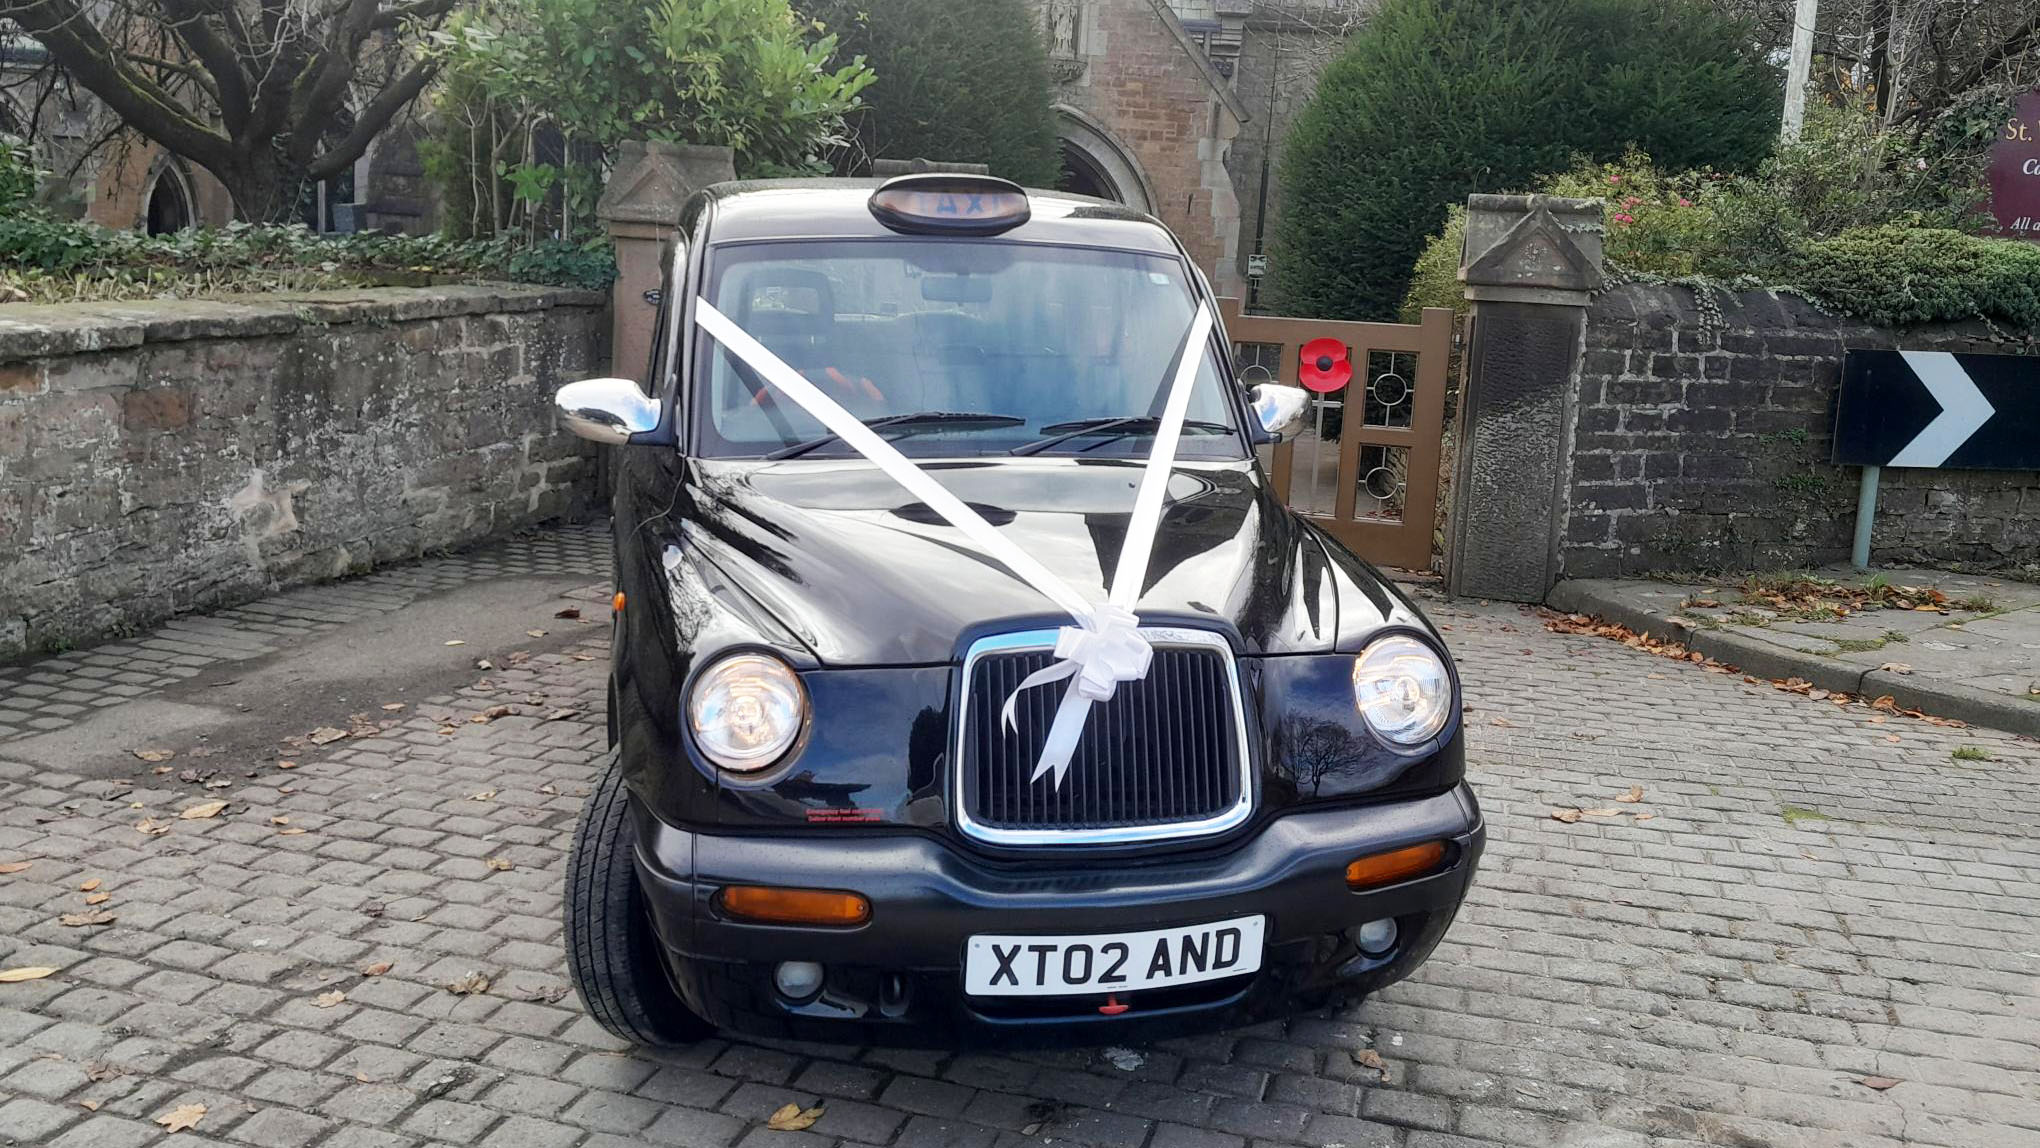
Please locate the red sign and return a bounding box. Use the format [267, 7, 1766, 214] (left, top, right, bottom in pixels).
[1987, 90, 2040, 241]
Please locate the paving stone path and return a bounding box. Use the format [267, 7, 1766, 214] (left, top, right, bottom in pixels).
[1, 528, 2036, 1148]
[0, 526, 610, 743]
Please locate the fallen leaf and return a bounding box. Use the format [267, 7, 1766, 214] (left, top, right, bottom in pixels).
[1615, 785, 1645, 803]
[1646, 672, 1667, 680]
[135, 818, 171, 837]
[1877, 662, 1913, 675]
[278, 828, 308, 836]
[132, 749, 174, 763]
[444, 639, 466, 646]
[475, 659, 494, 670]
[555, 606, 582, 619]
[156, 1103, 206, 1133]
[1550, 808, 1583, 824]
[1884, 735, 1902, 744]
[526, 629, 547, 638]
[275, 760, 297, 770]
[1633, 812, 1657, 822]
[447, 972, 490, 995]
[308, 727, 348, 745]
[1352, 1049, 1390, 1078]
[79, 1099, 100, 1111]
[0, 862, 29, 876]
[0, 967, 57, 982]
[315, 990, 346, 1008]
[767, 1103, 825, 1131]
[1582, 808, 1623, 817]
[485, 857, 513, 872]
[381, 703, 406, 711]
[541, 708, 581, 723]
[362, 961, 393, 976]
[179, 801, 228, 820]
[84, 893, 110, 906]
[1859, 1075, 1902, 1091]
[469, 790, 497, 801]
[59, 911, 115, 927]
[78, 878, 100, 892]
[570, 653, 596, 661]
[270, 816, 290, 826]
[1490, 717, 1515, 728]
[470, 705, 514, 724]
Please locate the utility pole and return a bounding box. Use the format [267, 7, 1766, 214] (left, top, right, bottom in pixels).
[1781, 0, 1820, 140]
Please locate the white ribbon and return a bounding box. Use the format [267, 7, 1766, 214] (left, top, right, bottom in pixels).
[696, 297, 1215, 788]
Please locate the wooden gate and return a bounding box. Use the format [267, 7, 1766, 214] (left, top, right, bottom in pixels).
[1219, 299, 1453, 571]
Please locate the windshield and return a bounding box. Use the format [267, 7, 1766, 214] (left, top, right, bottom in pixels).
[691, 239, 1244, 460]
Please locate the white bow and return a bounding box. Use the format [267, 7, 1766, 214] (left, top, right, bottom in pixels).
[696, 298, 1215, 790]
[999, 603, 1152, 786]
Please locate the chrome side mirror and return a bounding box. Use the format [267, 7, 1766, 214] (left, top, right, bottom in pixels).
[1248, 383, 1310, 440]
[555, 377, 661, 445]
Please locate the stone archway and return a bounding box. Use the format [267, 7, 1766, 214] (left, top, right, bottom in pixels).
[143, 158, 194, 234]
[1052, 104, 1154, 215]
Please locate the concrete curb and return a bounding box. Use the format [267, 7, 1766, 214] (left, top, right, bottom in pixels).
[1547, 581, 2040, 740]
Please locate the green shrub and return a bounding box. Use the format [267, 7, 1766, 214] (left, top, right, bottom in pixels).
[1789, 226, 2040, 328]
[426, 0, 874, 238]
[802, 0, 1060, 185]
[1398, 207, 1465, 324]
[1274, 0, 1778, 321]
[0, 135, 34, 212]
[0, 214, 616, 303]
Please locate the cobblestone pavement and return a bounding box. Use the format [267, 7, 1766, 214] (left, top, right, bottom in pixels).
[0, 525, 610, 743]
[2, 531, 2037, 1148]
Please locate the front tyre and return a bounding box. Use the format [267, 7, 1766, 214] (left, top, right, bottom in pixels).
[564, 751, 714, 1047]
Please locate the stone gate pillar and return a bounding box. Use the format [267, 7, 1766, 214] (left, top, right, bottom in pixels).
[595, 142, 736, 383]
[1444, 194, 1605, 602]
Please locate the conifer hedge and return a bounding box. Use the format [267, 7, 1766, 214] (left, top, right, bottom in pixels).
[805, 0, 1062, 187]
[1274, 0, 1780, 320]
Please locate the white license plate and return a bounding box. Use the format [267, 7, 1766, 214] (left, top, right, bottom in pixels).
[963, 915, 1265, 996]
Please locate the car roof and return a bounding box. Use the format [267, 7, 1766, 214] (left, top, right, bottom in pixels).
[696, 178, 1184, 256]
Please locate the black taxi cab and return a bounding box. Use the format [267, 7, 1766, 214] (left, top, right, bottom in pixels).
[553, 173, 1483, 1046]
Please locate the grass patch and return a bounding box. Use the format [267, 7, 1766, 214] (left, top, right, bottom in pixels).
[1723, 609, 1773, 627]
[1831, 637, 1888, 653]
[1953, 595, 1997, 613]
[1881, 629, 1909, 643]
[1780, 805, 1831, 826]
[1950, 745, 1993, 762]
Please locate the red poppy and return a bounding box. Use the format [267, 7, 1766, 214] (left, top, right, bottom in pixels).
[1298, 337, 1352, 394]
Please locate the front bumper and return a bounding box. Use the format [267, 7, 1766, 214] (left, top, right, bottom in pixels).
[632, 783, 1484, 1046]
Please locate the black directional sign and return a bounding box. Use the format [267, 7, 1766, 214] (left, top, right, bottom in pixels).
[1834, 349, 2039, 469]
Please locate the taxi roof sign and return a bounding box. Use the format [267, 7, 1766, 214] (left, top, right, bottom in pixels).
[869, 174, 1031, 236]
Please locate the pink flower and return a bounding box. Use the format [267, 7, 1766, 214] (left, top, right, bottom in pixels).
[1623, 196, 1642, 206]
[1678, 198, 1693, 207]
[1607, 174, 1623, 185]
[1612, 213, 1635, 225]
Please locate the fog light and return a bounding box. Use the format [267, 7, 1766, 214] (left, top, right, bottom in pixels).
[773, 961, 825, 1001]
[1354, 917, 1399, 955]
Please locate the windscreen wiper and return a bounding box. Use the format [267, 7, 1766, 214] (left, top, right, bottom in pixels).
[766, 411, 1026, 460]
[1009, 415, 1233, 456]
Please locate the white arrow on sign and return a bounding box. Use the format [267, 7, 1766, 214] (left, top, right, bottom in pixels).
[1887, 351, 1996, 468]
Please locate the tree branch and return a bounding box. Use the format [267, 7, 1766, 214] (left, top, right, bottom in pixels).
[158, 0, 253, 132]
[371, 0, 459, 29]
[0, 0, 233, 169]
[305, 54, 437, 178]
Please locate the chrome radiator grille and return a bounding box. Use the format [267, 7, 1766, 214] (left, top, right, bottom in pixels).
[955, 629, 1251, 845]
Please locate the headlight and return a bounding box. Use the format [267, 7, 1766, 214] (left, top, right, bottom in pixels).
[688, 653, 805, 771]
[1351, 635, 1452, 747]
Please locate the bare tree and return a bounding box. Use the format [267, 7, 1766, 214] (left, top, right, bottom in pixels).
[1707, 0, 2038, 121]
[0, 0, 461, 221]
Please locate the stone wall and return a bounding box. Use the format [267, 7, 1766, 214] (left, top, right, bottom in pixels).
[1564, 284, 2040, 576]
[1040, 0, 1246, 296]
[0, 285, 607, 660]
